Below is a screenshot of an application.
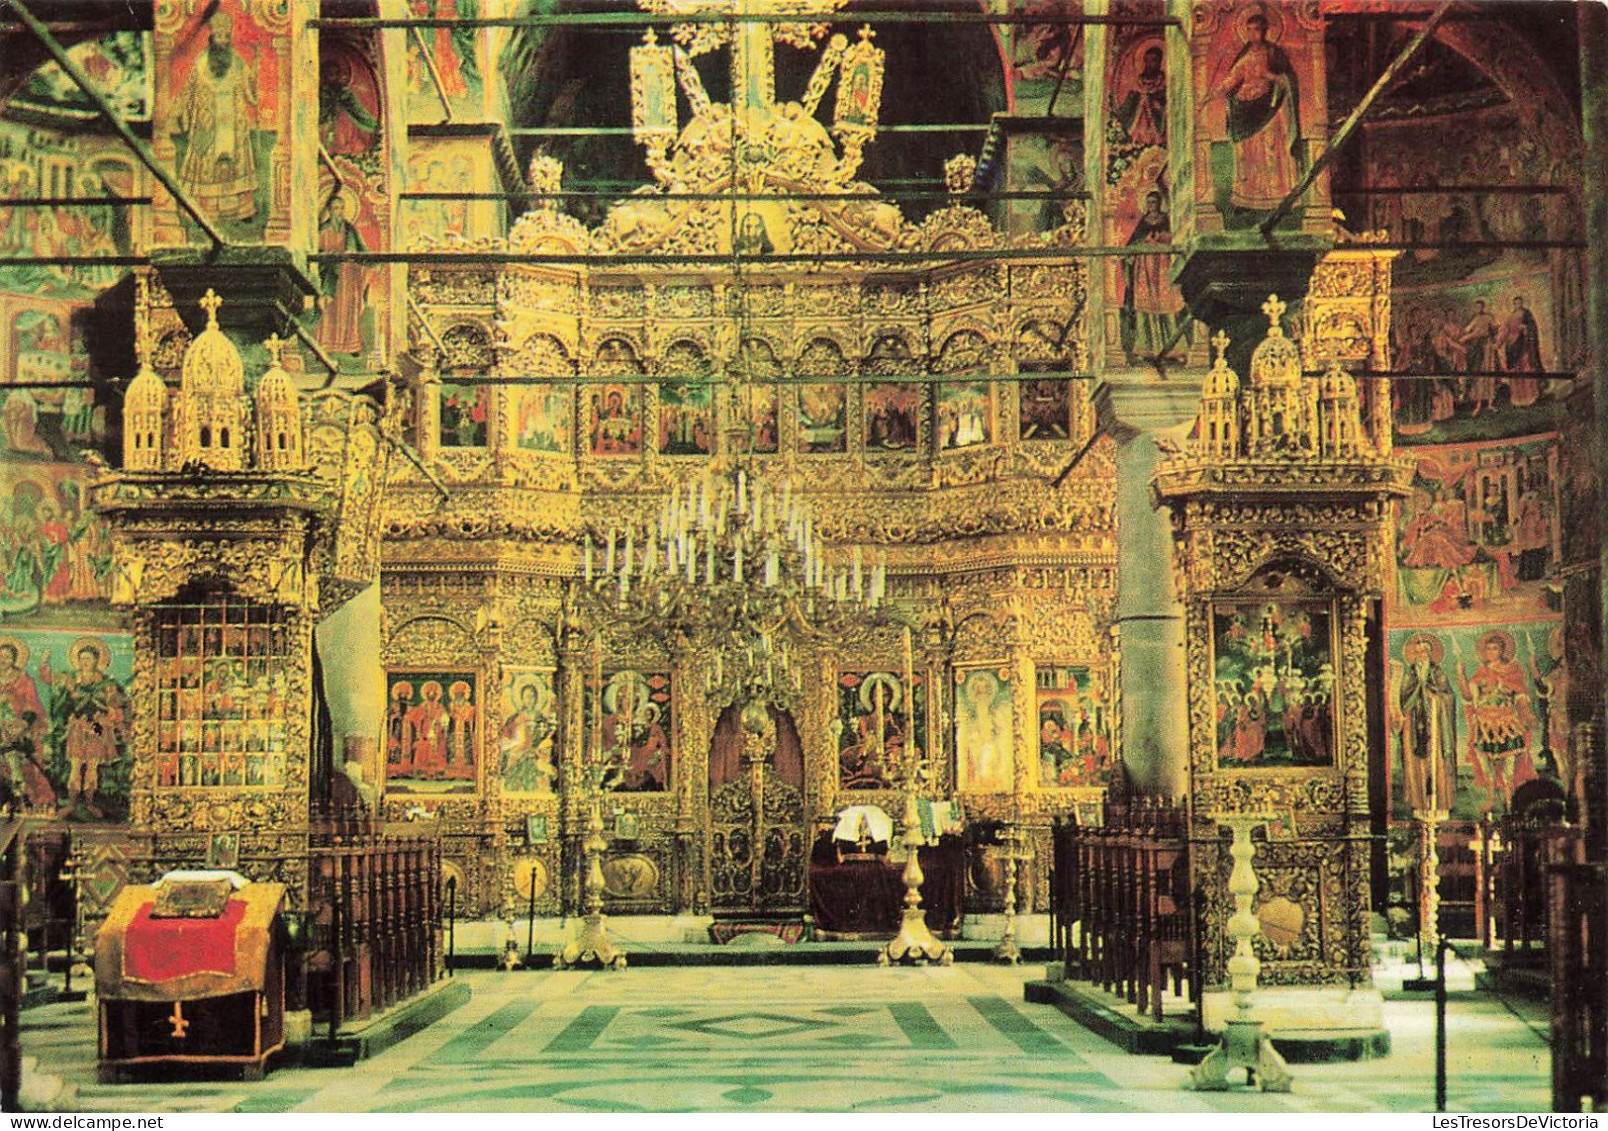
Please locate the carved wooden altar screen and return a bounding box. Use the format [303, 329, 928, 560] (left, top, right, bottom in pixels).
[386, 7, 1116, 920]
[1154, 288, 1412, 989]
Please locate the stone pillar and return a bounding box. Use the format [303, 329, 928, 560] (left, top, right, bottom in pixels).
[316, 581, 386, 775]
[1095, 377, 1202, 798]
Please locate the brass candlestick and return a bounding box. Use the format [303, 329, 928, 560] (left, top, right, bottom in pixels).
[555, 639, 626, 971]
[994, 824, 1022, 965]
[882, 628, 952, 966]
[880, 787, 953, 966]
[1188, 812, 1291, 1092]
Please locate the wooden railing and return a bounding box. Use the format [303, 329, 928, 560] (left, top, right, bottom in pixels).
[1, 819, 22, 1112]
[1050, 800, 1195, 1020]
[1549, 861, 1606, 1111]
[306, 808, 442, 1032]
[1491, 820, 1579, 954]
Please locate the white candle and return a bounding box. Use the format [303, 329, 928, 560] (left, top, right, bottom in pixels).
[734, 540, 744, 583]
[737, 469, 747, 513]
[605, 527, 617, 574]
[623, 531, 634, 577]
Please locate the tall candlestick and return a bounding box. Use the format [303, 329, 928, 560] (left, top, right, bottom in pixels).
[902, 626, 915, 754]
[592, 636, 603, 759]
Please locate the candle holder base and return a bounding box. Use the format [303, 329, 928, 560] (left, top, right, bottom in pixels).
[880, 908, 953, 966]
[553, 912, 627, 971]
[992, 930, 1021, 965]
[1186, 1017, 1292, 1092]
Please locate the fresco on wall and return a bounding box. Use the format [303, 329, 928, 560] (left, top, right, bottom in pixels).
[0, 629, 132, 821]
[1005, 1, 1083, 237]
[498, 668, 558, 796]
[405, 0, 483, 122]
[1212, 600, 1336, 770]
[838, 669, 926, 791]
[0, 125, 132, 297]
[1395, 435, 1557, 626]
[1391, 284, 1565, 444]
[0, 463, 115, 619]
[955, 664, 1012, 793]
[13, 32, 150, 122]
[1387, 620, 1566, 818]
[1036, 664, 1112, 789]
[314, 40, 386, 368]
[165, 2, 280, 241]
[1103, 19, 1188, 366]
[385, 670, 479, 792]
[1193, 1, 1324, 231]
[584, 670, 672, 793]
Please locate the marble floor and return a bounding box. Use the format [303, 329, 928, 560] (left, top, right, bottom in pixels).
[22, 961, 1551, 1113]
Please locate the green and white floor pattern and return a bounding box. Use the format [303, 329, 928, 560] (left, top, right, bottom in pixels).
[23, 965, 1551, 1113]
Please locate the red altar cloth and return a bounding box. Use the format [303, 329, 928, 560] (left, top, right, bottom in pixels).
[97, 882, 285, 1003]
[122, 900, 247, 983]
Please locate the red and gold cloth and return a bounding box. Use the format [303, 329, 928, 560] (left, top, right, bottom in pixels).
[96, 882, 285, 1002]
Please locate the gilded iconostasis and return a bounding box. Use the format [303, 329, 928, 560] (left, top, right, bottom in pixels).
[0, 0, 1597, 939]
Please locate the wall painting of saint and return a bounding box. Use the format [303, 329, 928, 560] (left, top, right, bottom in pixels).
[0, 629, 133, 821]
[164, 2, 279, 242]
[385, 670, 479, 793]
[1199, 3, 1317, 229]
[1212, 600, 1336, 769]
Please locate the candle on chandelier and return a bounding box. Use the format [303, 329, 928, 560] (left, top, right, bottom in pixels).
[852, 546, 862, 595]
[705, 538, 715, 585]
[734, 539, 744, 584]
[605, 527, 617, 575]
[737, 469, 747, 514]
[623, 530, 634, 578]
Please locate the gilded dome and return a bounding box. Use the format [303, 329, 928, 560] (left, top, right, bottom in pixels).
[1248, 293, 1302, 387]
[1202, 330, 1239, 399]
[179, 288, 245, 399]
[254, 333, 298, 409]
[125, 359, 168, 412]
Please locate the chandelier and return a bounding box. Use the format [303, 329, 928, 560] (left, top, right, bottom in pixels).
[582, 447, 891, 710]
